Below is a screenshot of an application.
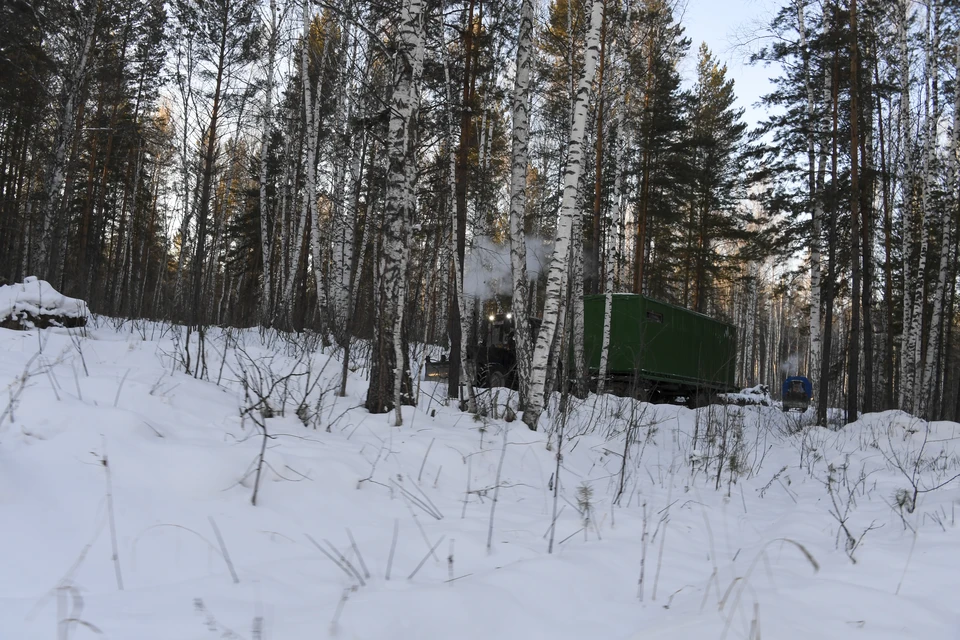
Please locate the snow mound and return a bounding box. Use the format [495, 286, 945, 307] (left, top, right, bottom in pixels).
[1, 323, 959, 639]
[0, 276, 88, 329]
[718, 383, 773, 406]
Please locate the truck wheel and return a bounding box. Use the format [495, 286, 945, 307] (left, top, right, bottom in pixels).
[488, 369, 506, 388]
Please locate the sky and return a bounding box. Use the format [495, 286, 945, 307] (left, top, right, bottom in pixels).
[679, 0, 782, 128]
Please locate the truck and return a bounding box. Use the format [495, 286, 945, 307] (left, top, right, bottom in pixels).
[581, 294, 737, 405]
[424, 311, 533, 390]
[781, 376, 813, 412]
[425, 293, 738, 407]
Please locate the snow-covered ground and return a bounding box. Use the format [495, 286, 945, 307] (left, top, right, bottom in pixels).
[1, 320, 959, 640]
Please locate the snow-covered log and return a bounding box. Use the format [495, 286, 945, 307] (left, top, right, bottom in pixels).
[0, 277, 89, 329]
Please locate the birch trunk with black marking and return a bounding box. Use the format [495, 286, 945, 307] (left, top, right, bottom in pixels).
[921, 31, 959, 419]
[898, 0, 918, 411]
[306, 9, 331, 331]
[911, 2, 938, 414]
[799, 0, 824, 391]
[523, 0, 604, 430]
[331, 14, 357, 336]
[508, 0, 535, 410]
[847, 0, 861, 423]
[365, 0, 423, 423]
[597, 105, 624, 397]
[37, 2, 98, 280]
[258, 0, 280, 325]
[442, 29, 476, 413]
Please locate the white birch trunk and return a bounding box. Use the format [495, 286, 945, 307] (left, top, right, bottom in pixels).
[275, 100, 298, 308]
[37, 3, 98, 278]
[798, 1, 823, 388]
[442, 32, 477, 413]
[909, 2, 938, 413]
[307, 15, 332, 328]
[898, 0, 916, 410]
[258, 0, 280, 325]
[509, 0, 535, 409]
[597, 106, 625, 397]
[332, 15, 357, 332]
[745, 262, 759, 386]
[920, 32, 959, 417]
[523, 0, 605, 430]
[364, 0, 424, 424]
[172, 39, 197, 310]
[571, 190, 586, 396]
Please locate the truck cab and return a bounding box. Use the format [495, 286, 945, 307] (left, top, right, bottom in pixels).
[782, 376, 813, 412]
[424, 312, 540, 389]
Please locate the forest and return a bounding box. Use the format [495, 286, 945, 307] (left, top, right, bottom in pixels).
[2, 0, 959, 428]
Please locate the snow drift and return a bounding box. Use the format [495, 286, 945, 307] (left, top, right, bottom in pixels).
[0, 276, 88, 329]
[0, 320, 959, 640]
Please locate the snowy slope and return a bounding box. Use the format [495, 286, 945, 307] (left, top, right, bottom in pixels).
[1, 320, 959, 640]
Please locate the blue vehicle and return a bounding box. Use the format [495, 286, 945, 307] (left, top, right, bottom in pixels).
[782, 376, 813, 412]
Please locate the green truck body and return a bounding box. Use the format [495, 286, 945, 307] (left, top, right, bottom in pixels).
[582, 294, 737, 395]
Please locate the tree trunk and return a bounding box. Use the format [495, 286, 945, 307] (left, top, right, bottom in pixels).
[192, 8, 230, 329]
[799, 1, 825, 392]
[921, 31, 959, 419]
[589, 0, 607, 296]
[597, 105, 624, 397]
[818, 47, 840, 428]
[523, 0, 605, 430]
[307, 12, 332, 332]
[448, 0, 477, 403]
[914, 2, 939, 415]
[847, 0, 861, 424]
[876, 67, 895, 410]
[442, 26, 477, 413]
[365, 0, 423, 423]
[258, 0, 279, 326]
[508, 0, 535, 410]
[38, 3, 98, 279]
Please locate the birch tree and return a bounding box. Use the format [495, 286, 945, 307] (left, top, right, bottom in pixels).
[442, 20, 476, 413]
[365, 0, 424, 423]
[920, 31, 960, 418]
[300, 3, 328, 330]
[908, 1, 939, 414]
[36, 0, 99, 281]
[523, 0, 604, 431]
[330, 10, 357, 335]
[597, 105, 625, 397]
[847, 0, 861, 423]
[898, 0, 919, 411]
[798, 0, 824, 391]
[258, 0, 281, 325]
[508, 0, 535, 409]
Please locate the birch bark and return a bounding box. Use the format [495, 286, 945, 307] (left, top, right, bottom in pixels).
[258, 0, 280, 325]
[365, 0, 423, 423]
[798, 0, 824, 390]
[910, 2, 938, 413]
[442, 30, 477, 413]
[898, 0, 917, 410]
[508, 0, 535, 409]
[597, 106, 624, 397]
[920, 32, 959, 418]
[306, 11, 331, 330]
[38, 2, 98, 279]
[331, 15, 357, 334]
[523, 0, 605, 430]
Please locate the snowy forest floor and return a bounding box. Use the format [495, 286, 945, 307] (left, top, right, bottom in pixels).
[1, 319, 959, 640]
